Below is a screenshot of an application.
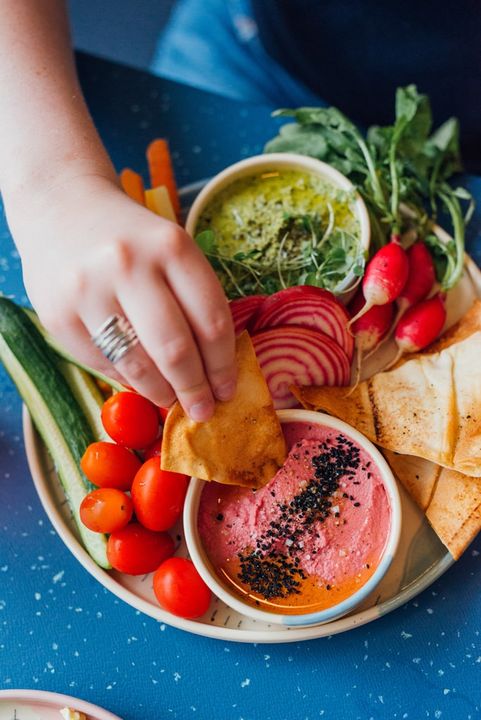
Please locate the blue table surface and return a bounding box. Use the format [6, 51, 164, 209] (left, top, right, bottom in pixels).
[1, 53, 481, 720]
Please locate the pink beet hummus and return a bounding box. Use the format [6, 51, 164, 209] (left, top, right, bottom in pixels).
[198, 421, 391, 613]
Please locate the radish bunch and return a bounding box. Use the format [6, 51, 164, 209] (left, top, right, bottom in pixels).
[229, 287, 352, 408]
[348, 240, 446, 368]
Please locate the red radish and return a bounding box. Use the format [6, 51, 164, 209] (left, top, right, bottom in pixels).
[348, 240, 409, 327]
[229, 295, 266, 335]
[396, 241, 436, 316]
[251, 325, 350, 409]
[387, 293, 447, 368]
[250, 286, 354, 361]
[370, 241, 436, 352]
[350, 291, 394, 354]
[348, 290, 394, 388]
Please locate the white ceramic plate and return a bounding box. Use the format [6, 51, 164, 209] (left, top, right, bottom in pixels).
[0, 689, 122, 720]
[22, 182, 481, 643]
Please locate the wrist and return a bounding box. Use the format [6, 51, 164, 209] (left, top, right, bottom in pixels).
[4, 166, 119, 250]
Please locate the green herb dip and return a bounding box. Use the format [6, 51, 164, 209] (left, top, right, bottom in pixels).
[195, 168, 364, 298]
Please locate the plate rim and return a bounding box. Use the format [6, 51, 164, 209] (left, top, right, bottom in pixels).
[25, 253, 481, 644]
[0, 689, 122, 720]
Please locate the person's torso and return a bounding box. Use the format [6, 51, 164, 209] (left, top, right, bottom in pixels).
[252, 0, 481, 171]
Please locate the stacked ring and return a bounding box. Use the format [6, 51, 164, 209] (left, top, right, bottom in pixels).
[91, 313, 139, 364]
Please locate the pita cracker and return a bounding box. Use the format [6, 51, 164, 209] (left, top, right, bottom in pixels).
[161, 332, 286, 488]
[383, 450, 481, 559]
[292, 332, 481, 477]
[383, 450, 441, 511]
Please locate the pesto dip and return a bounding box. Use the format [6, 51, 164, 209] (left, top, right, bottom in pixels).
[195, 168, 364, 298]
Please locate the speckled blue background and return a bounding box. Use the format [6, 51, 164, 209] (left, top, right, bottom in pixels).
[1, 54, 481, 720]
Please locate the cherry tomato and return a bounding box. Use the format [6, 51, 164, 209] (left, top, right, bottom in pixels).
[80, 488, 133, 533]
[153, 558, 211, 618]
[80, 441, 142, 490]
[107, 523, 174, 575]
[101, 392, 160, 449]
[143, 435, 163, 461]
[131, 458, 188, 531]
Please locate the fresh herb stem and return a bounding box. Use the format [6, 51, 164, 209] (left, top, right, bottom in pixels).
[436, 190, 466, 289]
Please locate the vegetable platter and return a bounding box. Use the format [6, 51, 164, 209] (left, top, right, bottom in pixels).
[19, 191, 481, 644]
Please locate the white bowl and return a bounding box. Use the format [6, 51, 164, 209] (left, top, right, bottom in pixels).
[184, 409, 402, 627]
[185, 152, 370, 295]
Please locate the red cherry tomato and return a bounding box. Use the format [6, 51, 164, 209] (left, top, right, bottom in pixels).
[143, 435, 163, 461]
[80, 441, 142, 490]
[101, 392, 160, 449]
[107, 523, 174, 575]
[153, 558, 211, 618]
[80, 488, 133, 533]
[131, 458, 189, 531]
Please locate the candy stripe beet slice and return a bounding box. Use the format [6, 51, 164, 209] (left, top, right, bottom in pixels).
[229, 295, 267, 335]
[252, 325, 351, 409]
[250, 286, 354, 361]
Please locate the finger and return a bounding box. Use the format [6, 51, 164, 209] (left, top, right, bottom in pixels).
[40, 310, 124, 383]
[79, 294, 176, 407]
[161, 232, 237, 401]
[115, 268, 216, 422]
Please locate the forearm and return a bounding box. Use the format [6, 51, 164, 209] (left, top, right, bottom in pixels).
[0, 0, 116, 211]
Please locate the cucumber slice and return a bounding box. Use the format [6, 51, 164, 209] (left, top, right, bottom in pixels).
[0, 297, 110, 568]
[58, 362, 110, 442]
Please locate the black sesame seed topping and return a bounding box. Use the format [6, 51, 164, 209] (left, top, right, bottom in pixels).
[235, 433, 361, 601]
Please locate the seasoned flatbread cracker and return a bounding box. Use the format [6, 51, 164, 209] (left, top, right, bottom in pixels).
[384, 450, 481, 559]
[161, 332, 286, 488]
[292, 332, 481, 477]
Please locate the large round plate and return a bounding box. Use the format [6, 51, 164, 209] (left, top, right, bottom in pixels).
[0, 689, 122, 720]
[23, 182, 481, 643]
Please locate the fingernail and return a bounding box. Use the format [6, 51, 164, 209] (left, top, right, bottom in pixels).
[189, 400, 214, 423]
[214, 381, 236, 402]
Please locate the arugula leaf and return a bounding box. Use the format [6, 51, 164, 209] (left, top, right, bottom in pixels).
[264, 123, 329, 158]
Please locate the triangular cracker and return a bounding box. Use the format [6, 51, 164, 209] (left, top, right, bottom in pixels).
[384, 450, 481, 559]
[161, 332, 286, 488]
[292, 331, 481, 477]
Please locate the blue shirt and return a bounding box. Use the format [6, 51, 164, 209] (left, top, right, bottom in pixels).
[252, 0, 481, 171]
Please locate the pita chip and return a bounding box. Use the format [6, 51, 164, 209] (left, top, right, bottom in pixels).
[161, 332, 286, 488]
[383, 450, 481, 559]
[292, 331, 481, 477]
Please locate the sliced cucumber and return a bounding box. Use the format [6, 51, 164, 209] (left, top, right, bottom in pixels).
[58, 362, 110, 442]
[23, 307, 124, 392]
[0, 297, 110, 568]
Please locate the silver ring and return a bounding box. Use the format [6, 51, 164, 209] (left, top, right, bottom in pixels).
[91, 313, 139, 364]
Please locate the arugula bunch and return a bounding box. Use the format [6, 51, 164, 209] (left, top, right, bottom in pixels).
[265, 86, 474, 290]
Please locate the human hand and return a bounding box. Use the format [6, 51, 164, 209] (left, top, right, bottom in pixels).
[8, 175, 236, 421]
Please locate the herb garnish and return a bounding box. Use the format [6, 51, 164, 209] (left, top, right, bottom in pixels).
[196, 212, 364, 299]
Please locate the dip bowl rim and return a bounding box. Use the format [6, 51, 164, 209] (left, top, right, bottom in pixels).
[184, 152, 370, 297]
[183, 408, 402, 627]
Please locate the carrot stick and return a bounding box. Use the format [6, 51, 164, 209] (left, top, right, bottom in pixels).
[146, 139, 181, 218]
[120, 169, 145, 205]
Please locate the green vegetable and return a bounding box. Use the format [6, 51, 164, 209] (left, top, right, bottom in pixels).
[0, 297, 110, 568]
[265, 85, 473, 290]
